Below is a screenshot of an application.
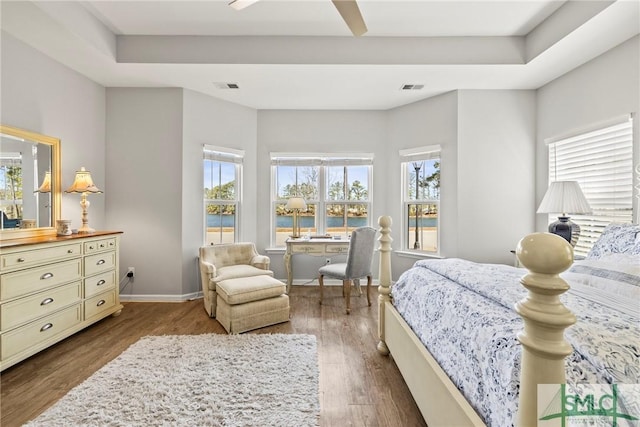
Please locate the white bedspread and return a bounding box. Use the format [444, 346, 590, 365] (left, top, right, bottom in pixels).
[391, 257, 640, 427]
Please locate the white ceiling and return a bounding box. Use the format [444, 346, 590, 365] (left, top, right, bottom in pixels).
[1, 0, 639, 110]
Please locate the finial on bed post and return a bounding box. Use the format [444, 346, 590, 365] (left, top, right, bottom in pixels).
[377, 215, 393, 355]
[515, 232, 576, 427]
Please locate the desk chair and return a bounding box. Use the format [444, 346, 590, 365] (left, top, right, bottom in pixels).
[318, 226, 377, 314]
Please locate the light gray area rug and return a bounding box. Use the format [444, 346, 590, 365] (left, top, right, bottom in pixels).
[25, 333, 319, 427]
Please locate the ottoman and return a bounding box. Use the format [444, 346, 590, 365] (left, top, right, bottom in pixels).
[216, 275, 290, 334]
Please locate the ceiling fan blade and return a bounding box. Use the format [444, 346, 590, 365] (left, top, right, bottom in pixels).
[331, 0, 368, 36]
[228, 0, 260, 11]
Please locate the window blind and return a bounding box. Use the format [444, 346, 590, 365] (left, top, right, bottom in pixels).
[399, 145, 441, 163]
[547, 118, 633, 255]
[203, 145, 244, 164]
[270, 152, 374, 166]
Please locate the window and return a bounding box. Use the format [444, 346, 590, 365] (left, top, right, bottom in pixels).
[400, 145, 441, 254]
[547, 116, 634, 256]
[203, 145, 243, 244]
[271, 153, 373, 247]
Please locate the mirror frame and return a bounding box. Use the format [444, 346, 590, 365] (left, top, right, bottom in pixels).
[0, 125, 61, 240]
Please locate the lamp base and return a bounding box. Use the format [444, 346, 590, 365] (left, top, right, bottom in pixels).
[77, 225, 95, 234]
[548, 216, 580, 247]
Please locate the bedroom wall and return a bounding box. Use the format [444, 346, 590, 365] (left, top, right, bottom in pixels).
[0, 33, 107, 230]
[105, 88, 258, 300]
[457, 90, 536, 264]
[387, 90, 536, 273]
[386, 91, 459, 275]
[182, 89, 258, 296]
[256, 110, 388, 282]
[105, 88, 185, 299]
[536, 35, 640, 229]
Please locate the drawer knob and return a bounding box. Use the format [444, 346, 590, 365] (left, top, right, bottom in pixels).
[89, 246, 94, 250]
[67, 249, 74, 254]
[40, 323, 53, 332]
[99, 244, 105, 248]
[97, 300, 106, 307]
[40, 297, 54, 306]
[109, 242, 114, 246]
[17, 257, 25, 263]
[40, 272, 54, 280]
[96, 259, 106, 265]
[97, 279, 106, 286]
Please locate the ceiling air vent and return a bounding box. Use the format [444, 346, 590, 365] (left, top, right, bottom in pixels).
[213, 82, 240, 90]
[401, 84, 424, 91]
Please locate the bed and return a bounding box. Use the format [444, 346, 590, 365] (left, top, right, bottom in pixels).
[375, 216, 639, 426]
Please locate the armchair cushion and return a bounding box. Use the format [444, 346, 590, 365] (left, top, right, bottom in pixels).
[212, 265, 273, 289]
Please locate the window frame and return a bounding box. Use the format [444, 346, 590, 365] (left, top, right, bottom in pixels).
[400, 145, 441, 255]
[270, 153, 373, 248]
[203, 145, 244, 245]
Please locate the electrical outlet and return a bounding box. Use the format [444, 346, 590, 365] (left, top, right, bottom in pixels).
[127, 267, 135, 278]
[325, 258, 331, 265]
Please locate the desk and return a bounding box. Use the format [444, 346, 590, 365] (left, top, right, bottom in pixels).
[284, 238, 350, 293]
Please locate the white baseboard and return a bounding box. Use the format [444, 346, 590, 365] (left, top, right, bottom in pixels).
[120, 291, 203, 303]
[119, 282, 379, 303]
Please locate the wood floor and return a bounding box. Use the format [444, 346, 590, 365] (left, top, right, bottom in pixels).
[1, 286, 427, 427]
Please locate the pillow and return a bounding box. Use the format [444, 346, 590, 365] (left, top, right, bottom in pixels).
[586, 223, 640, 259]
[565, 253, 640, 299]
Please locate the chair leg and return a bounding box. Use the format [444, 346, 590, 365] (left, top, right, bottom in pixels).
[319, 274, 324, 305]
[344, 279, 352, 314]
[366, 275, 372, 306]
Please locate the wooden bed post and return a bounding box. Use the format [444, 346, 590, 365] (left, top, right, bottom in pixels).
[515, 232, 576, 427]
[377, 215, 393, 355]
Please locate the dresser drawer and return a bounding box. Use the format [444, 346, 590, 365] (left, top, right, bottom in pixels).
[325, 244, 350, 254]
[84, 238, 117, 254]
[0, 259, 82, 301]
[1, 304, 82, 360]
[85, 290, 117, 319]
[1, 243, 81, 272]
[1, 281, 82, 331]
[84, 270, 116, 298]
[291, 244, 324, 254]
[84, 252, 116, 276]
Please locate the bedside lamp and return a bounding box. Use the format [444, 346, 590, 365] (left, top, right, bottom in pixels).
[66, 167, 102, 233]
[537, 181, 591, 247]
[286, 197, 307, 238]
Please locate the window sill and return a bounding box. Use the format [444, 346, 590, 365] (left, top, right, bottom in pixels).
[396, 250, 443, 260]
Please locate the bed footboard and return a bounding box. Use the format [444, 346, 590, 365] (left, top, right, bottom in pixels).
[376, 216, 576, 427]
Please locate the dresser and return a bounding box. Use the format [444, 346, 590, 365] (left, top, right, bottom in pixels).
[0, 231, 123, 371]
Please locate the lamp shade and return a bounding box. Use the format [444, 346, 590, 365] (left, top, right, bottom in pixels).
[65, 167, 102, 194]
[35, 171, 51, 193]
[536, 181, 591, 215]
[286, 197, 307, 210]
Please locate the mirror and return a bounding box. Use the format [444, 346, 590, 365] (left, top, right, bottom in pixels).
[0, 125, 61, 240]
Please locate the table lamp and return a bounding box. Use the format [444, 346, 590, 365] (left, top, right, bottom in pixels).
[65, 167, 102, 233]
[35, 171, 51, 193]
[537, 181, 591, 247]
[286, 197, 307, 238]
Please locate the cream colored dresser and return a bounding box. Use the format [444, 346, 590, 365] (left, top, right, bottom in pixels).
[0, 231, 123, 371]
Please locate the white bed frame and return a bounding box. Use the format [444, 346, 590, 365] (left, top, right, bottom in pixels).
[376, 215, 576, 427]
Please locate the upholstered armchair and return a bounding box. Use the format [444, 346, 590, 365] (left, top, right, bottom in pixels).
[199, 242, 273, 317]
